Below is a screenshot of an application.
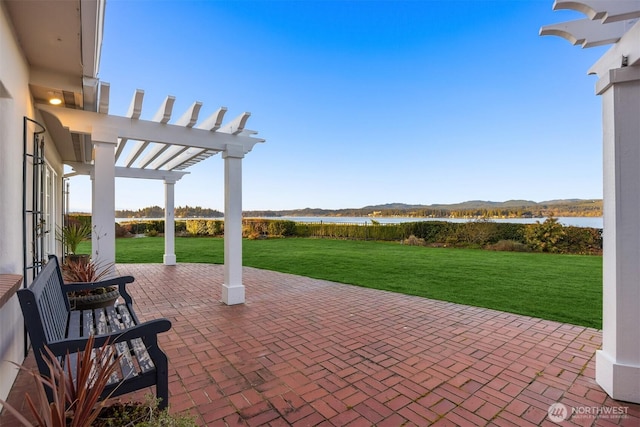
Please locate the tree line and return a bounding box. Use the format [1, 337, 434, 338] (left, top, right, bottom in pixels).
[115, 205, 223, 219]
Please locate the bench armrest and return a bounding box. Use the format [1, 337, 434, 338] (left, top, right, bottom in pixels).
[64, 276, 136, 305]
[46, 318, 172, 356]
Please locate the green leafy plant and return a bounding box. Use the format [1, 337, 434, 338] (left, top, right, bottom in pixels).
[93, 395, 197, 427]
[56, 222, 92, 255]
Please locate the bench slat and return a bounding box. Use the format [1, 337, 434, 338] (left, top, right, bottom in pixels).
[116, 304, 155, 373]
[83, 310, 94, 336]
[67, 310, 82, 382]
[68, 310, 81, 338]
[105, 305, 138, 381]
[90, 308, 120, 385]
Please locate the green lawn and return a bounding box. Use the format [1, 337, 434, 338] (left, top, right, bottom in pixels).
[79, 237, 602, 328]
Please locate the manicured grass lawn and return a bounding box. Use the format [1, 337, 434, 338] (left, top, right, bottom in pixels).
[79, 237, 602, 328]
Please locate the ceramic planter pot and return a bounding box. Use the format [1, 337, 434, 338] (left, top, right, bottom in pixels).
[67, 286, 120, 310]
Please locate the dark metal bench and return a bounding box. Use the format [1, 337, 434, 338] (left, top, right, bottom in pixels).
[17, 255, 172, 409]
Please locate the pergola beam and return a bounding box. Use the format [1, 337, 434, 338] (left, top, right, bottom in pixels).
[37, 103, 263, 154]
[66, 161, 189, 181]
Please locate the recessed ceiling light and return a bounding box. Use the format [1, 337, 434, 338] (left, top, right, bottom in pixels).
[49, 97, 62, 105]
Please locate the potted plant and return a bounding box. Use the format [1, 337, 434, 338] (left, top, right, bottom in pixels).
[56, 221, 92, 263]
[61, 257, 120, 310]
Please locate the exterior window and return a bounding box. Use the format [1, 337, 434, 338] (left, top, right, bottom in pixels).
[43, 163, 57, 256]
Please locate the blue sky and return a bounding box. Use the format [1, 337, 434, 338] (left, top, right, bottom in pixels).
[68, 0, 607, 212]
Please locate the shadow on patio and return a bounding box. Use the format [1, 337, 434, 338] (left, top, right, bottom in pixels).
[2, 264, 638, 426]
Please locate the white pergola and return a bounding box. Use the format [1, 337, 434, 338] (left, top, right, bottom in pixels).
[541, 0, 640, 404]
[37, 82, 264, 305]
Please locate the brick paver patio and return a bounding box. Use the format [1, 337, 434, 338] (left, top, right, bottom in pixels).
[1, 264, 638, 426]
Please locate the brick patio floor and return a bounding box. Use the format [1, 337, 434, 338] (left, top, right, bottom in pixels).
[1, 264, 639, 426]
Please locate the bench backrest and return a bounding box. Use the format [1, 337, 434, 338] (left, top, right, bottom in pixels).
[17, 255, 69, 351]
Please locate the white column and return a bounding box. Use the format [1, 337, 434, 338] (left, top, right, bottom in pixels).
[163, 179, 176, 265]
[222, 145, 245, 305]
[596, 66, 640, 404]
[91, 138, 117, 272]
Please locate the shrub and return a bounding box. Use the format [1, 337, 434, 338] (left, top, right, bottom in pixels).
[267, 220, 297, 237]
[493, 223, 527, 243]
[294, 223, 312, 237]
[114, 222, 128, 238]
[557, 226, 602, 255]
[441, 220, 500, 247]
[403, 235, 426, 246]
[175, 221, 187, 233]
[206, 220, 224, 236]
[243, 219, 269, 238]
[186, 220, 208, 236]
[487, 240, 531, 252]
[68, 214, 91, 228]
[146, 220, 164, 234]
[119, 222, 149, 235]
[524, 217, 566, 252]
[403, 221, 452, 243]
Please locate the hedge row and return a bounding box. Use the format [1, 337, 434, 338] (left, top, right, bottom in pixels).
[243, 218, 602, 255]
[113, 217, 602, 255]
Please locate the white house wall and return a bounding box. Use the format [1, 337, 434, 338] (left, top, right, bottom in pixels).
[0, 2, 64, 407]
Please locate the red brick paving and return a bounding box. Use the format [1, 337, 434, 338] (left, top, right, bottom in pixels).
[2, 264, 639, 426]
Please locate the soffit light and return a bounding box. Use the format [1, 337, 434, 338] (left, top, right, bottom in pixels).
[48, 91, 62, 105]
